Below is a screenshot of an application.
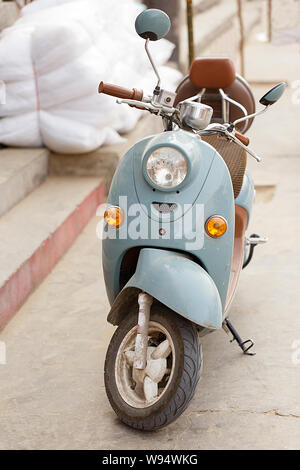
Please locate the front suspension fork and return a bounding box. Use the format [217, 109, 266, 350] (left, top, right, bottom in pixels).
[133, 293, 153, 369]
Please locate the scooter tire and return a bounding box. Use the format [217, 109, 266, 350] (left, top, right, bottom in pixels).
[104, 305, 202, 431]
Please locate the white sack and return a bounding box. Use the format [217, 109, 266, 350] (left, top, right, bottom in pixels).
[0, 0, 182, 153]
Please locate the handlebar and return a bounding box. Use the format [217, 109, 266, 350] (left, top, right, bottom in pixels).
[99, 84, 256, 157]
[98, 81, 143, 101]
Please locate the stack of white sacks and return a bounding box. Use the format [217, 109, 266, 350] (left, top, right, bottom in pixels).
[0, 0, 181, 153]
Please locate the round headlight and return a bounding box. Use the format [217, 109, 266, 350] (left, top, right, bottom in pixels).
[145, 146, 188, 189]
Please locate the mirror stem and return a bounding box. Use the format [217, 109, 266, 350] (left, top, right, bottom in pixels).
[233, 105, 269, 127]
[145, 38, 161, 90]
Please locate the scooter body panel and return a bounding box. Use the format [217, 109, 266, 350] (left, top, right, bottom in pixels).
[235, 169, 255, 224]
[102, 129, 235, 320]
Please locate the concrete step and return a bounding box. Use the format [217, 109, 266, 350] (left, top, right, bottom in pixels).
[179, 0, 262, 70]
[194, 0, 221, 15]
[0, 175, 105, 329]
[0, 148, 49, 217]
[194, 0, 262, 54]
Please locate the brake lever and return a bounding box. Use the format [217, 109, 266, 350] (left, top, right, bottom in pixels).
[225, 131, 262, 162]
[197, 125, 262, 162]
[116, 98, 176, 115]
[116, 98, 156, 111]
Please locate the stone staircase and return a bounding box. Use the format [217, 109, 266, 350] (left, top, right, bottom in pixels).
[0, 148, 48, 217]
[179, 0, 262, 72]
[0, 114, 161, 329]
[0, 149, 105, 329]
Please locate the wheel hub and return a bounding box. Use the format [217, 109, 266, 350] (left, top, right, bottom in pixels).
[115, 323, 174, 408]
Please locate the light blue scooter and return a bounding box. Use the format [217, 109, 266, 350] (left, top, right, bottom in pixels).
[99, 9, 286, 431]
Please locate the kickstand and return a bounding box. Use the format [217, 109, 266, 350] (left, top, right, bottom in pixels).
[223, 318, 256, 356]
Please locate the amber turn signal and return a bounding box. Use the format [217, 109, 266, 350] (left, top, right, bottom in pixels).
[205, 216, 227, 238]
[104, 206, 124, 228]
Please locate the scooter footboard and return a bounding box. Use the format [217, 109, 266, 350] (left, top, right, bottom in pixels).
[107, 248, 223, 330]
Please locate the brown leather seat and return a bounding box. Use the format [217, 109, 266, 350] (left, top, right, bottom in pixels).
[189, 57, 236, 89]
[174, 57, 256, 133]
[175, 77, 255, 133]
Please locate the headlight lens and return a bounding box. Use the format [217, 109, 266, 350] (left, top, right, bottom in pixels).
[145, 147, 188, 189]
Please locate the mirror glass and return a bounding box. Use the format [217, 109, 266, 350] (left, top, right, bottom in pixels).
[259, 82, 286, 106]
[135, 9, 171, 41]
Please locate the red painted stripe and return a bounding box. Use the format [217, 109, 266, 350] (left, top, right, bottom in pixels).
[0, 181, 105, 329]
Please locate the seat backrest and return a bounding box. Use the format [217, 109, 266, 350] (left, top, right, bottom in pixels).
[189, 57, 236, 89]
[174, 72, 256, 133]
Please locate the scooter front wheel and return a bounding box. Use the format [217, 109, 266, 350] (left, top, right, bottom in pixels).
[104, 305, 202, 431]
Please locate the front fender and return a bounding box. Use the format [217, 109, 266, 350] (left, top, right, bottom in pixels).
[108, 248, 222, 330]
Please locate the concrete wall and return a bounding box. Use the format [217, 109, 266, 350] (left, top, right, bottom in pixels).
[142, 0, 182, 64]
[143, 0, 262, 74]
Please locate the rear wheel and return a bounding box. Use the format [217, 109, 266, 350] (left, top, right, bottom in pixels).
[104, 305, 202, 431]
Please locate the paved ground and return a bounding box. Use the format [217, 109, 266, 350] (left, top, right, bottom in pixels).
[0, 35, 300, 450]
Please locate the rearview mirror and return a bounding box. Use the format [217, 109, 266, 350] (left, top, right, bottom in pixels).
[135, 8, 171, 41]
[259, 82, 286, 106]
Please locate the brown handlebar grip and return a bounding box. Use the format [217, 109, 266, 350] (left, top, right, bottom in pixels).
[98, 81, 143, 101]
[235, 131, 250, 147]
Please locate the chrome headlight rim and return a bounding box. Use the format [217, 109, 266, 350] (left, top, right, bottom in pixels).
[142, 144, 191, 192]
